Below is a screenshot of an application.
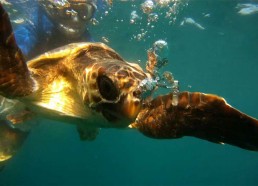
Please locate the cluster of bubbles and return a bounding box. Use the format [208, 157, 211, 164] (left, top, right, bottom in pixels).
[141, 0, 155, 14]
[129, 0, 188, 42]
[152, 40, 169, 63]
[138, 39, 179, 105]
[89, 0, 188, 45]
[130, 10, 141, 24]
[140, 0, 188, 22]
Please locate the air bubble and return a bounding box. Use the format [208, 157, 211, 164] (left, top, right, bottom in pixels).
[141, 0, 155, 14]
[155, 0, 171, 7]
[153, 40, 169, 63]
[130, 10, 141, 24]
[91, 18, 99, 25]
[148, 13, 159, 22]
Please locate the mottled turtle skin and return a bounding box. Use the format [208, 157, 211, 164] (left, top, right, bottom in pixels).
[0, 41, 149, 138]
[27, 42, 147, 123]
[0, 2, 258, 168]
[131, 92, 258, 151]
[0, 3, 151, 141]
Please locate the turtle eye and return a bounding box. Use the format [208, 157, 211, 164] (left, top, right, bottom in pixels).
[97, 75, 119, 101]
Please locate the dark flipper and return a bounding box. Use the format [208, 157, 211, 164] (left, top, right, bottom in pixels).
[0, 120, 29, 166]
[133, 92, 258, 151]
[76, 124, 100, 141]
[0, 4, 35, 98]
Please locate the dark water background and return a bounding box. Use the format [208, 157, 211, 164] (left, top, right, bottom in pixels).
[1, 0, 258, 185]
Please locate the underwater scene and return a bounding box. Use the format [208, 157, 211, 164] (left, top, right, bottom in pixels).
[0, 0, 258, 185]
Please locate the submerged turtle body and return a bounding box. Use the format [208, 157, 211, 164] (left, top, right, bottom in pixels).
[1, 41, 149, 139]
[0, 4, 148, 140]
[26, 42, 147, 125]
[1, 1, 258, 162]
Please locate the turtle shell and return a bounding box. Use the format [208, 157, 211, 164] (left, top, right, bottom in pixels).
[0, 3, 148, 141]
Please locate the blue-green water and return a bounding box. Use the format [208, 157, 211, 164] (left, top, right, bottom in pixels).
[1, 0, 258, 185]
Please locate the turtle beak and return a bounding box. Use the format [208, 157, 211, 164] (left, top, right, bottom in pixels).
[99, 94, 141, 124]
[121, 94, 141, 120]
[98, 94, 141, 125]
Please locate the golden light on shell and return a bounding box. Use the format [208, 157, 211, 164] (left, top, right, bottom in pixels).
[42, 80, 68, 110]
[38, 78, 77, 117]
[0, 154, 12, 162]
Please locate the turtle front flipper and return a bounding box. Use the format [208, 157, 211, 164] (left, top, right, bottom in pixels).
[76, 123, 100, 141]
[132, 92, 258, 151]
[0, 4, 35, 98]
[0, 120, 29, 165]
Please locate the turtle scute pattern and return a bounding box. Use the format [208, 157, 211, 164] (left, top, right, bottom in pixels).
[1, 3, 258, 151]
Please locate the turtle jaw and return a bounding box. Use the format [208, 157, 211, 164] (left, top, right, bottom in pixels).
[95, 95, 142, 127]
[121, 94, 142, 120]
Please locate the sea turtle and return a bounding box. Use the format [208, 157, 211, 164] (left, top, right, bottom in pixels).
[0, 2, 150, 141]
[0, 3, 258, 167]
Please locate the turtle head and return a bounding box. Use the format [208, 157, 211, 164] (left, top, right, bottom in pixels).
[83, 59, 149, 126]
[38, 0, 96, 38]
